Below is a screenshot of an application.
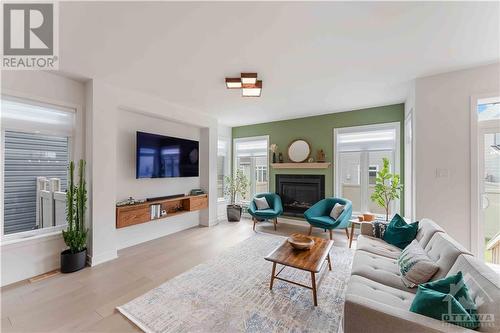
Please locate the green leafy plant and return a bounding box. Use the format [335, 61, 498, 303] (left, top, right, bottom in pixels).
[370, 157, 403, 221]
[224, 169, 250, 205]
[62, 160, 88, 253]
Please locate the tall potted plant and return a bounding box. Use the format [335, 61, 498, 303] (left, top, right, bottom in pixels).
[224, 169, 250, 222]
[370, 157, 403, 221]
[61, 159, 88, 273]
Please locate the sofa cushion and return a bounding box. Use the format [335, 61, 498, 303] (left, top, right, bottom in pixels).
[424, 232, 471, 280]
[410, 271, 480, 330]
[254, 196, 270, 210]
[251, 208, 278, 218]
[347, 274, 415, 309]
[448, 254, 500, 332]
[398, 240, 439, 288]
[351, 250, 416, 293]
[356, 235, 402, 260]
[307, 215, 335, 228]
[383, 214, 419, 249]
[329, 203, 345, 219]
[416, 218, 445, 248]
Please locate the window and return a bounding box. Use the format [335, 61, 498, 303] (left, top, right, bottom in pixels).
[478, 101, 500, 122]
[1, 97, 75, 237]
[255, 165, 268, 183]
[368, 165, 379, 185]
[233, 136, 269, 202]
[217, 139, 230, 200]
[335, 123, 400, 216]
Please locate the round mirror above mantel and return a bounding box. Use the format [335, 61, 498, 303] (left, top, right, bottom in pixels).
[287, 139, 311, 163]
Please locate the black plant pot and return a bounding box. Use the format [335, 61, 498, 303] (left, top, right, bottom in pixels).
[60, 248, 87, 273]
[227, 205, 242, 222]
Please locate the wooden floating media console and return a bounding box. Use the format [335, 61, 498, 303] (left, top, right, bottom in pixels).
[116, 194, 208, 228]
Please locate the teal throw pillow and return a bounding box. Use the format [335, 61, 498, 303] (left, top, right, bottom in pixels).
[409, 271, 479, 329]
[382, 214, 419, 249]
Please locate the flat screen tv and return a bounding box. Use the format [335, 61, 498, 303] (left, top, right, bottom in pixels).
[136, 131, 199, 178]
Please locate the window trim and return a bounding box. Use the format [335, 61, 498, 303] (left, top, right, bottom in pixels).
[333, 122, 401, 216]
[1, 94, 77, 242]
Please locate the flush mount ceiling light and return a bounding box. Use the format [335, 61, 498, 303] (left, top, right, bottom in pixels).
[242, 80, 262, 97]
[225, 73, 262, 97]
[225, 78, 242, 89]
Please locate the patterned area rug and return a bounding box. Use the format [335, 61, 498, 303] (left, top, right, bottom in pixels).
[118, 233, 354, 333]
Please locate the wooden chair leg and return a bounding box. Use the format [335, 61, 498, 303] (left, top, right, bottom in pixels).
[329, 229, 333, 240]
[253, 218, 256, 231]
[273, 218, 277, 231]
[308, 225, 313, 236]
[345, 228, 350, 239]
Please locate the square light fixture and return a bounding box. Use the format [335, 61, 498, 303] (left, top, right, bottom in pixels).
[225, 72, 262, 97]
[242, 80, 262, 97]
[225, 78, 242, 89]
[241, 73, 257, 85]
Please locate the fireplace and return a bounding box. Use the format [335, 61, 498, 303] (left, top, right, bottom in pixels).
[276, 174, 325, 217]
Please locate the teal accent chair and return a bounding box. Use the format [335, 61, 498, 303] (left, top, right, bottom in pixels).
[304, 197, 352, 240]
[248, 193, 283, 231]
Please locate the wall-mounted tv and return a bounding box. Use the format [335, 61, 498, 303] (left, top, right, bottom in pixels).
[136, 131, 199, 179]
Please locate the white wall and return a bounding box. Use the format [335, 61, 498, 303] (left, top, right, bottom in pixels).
[115, 109, 201, 249]
[1, 71, 86, 286]
[86, 80, 218, 266]
[414, 63, 500, 250]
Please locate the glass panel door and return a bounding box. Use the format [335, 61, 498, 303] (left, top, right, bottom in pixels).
[338, 152, 362, 212]
[476, 98, 500, 265]
[482, 132, 500, 265]
[233, 136, 269, 203]
[335, 123, 400, 217]
[367, 150, 394, 215]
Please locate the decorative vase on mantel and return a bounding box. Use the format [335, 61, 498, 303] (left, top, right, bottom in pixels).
[278, 152, 284, 163]
[269, 143, 278, 164]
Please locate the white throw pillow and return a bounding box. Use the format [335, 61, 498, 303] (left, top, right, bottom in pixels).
[329, 203, 345, 220]
[254, 197, 270, 210]
[397, 240, 439, 288]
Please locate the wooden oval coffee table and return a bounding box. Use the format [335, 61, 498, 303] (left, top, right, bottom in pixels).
[264, 233, 333, 306]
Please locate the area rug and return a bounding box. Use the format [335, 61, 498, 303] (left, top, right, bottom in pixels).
[117, 233, 354, 333]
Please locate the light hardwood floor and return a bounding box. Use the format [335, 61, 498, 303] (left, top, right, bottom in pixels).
[1, 218, 355, 332]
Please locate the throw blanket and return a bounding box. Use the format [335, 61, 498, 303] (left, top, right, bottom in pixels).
[372, 220, 388, 239]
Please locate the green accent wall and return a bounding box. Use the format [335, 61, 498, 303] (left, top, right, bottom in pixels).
[232, 103, 405, 213]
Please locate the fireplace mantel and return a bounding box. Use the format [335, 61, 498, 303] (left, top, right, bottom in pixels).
[271, 162, 331, 169]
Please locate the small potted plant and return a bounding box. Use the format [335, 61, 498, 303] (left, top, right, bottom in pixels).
[370, 157, 403, 221]
[61, 159, 88, 273]
[224, 169, 250, 222]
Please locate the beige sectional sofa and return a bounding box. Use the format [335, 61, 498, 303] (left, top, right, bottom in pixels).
[344, 219, 500, 333]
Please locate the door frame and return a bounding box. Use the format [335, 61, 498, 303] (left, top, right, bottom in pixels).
[333, 122, 400, 216]
[470, 93, 500, 258]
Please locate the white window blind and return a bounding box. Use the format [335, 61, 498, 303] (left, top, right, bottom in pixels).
[2, 97, 75, 235]
[337, 128, 396, 152]
[1, 98, 75, 136]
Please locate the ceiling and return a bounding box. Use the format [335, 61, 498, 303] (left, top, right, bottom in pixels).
[59, 2, 500, 126]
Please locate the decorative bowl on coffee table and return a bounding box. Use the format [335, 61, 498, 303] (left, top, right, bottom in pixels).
[287, 234, 315, 250]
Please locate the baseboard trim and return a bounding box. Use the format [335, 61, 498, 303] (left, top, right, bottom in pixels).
[88, 249, 118, 266]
